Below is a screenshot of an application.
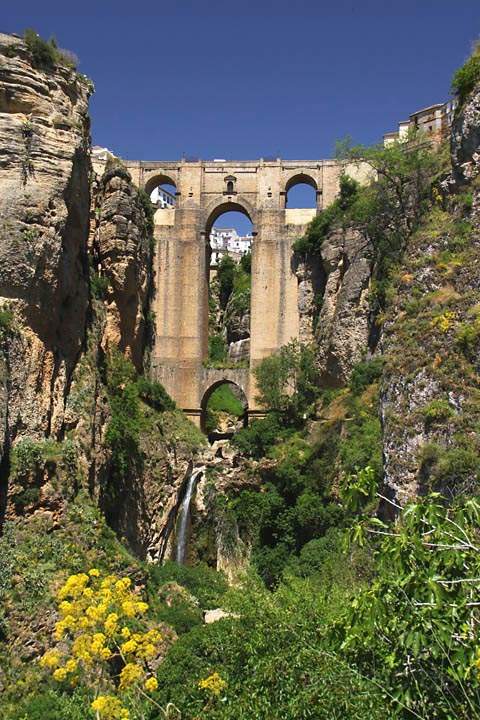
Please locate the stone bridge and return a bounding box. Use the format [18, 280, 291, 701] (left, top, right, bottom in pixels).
[113, 157, 368, 426]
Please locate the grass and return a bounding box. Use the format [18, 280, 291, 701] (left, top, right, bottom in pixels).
[207, 384, 245, 418]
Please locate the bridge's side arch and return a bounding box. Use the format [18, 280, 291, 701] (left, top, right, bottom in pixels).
[200, 378, 248, 435]
[285, 172, 318, 194]
[144, 173, 178, 198]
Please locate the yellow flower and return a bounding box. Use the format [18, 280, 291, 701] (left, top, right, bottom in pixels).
[120, 639, 137, 655]
[121, 600, 136, 618]
[53, 667, 68, 682]
[198, 672, 227, 696]
[144, 628, 162, 644]
[40, 649, 62, 669]
[65, 659, 77, 673]
[135, 601, 149, 614]
[91, 694, 129, 719]
[144, 676, 158, 692]
[119, 662, 143, 690]
[121, 627, 131, 639]
[115, 577, 131, 592]
[104, 612, 119, 635]
[89, 568, 100, 577]
[59, 600, 74, 617]
[140, 643, 156, 659]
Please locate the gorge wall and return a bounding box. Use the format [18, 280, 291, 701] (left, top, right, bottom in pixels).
[1, 28, 480, 571]
[0, 33, 203, 562]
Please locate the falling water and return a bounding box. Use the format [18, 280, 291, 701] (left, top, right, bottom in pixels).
[175, 466, 205, 564]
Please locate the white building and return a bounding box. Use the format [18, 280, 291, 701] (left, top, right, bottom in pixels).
[210, 227, 252, 266]
[150, 186, 176, 209]
[384, 99, 458, 147]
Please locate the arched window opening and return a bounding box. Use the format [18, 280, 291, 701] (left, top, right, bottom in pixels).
[224, 175, 237, 195]
[285, 174, 318, 226]
[206, 206, 253, 369]
[150, 182, 176, 209]
[286, 182, 317, 208]
[285, 175, 317, 209]
[146, 175, 177, 227]
[201, 381, 248, 437]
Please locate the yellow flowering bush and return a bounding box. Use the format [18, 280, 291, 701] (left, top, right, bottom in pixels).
[198, 671, 227, 697]
[40, 569, 163, 719]
[431, 310, 455, 333]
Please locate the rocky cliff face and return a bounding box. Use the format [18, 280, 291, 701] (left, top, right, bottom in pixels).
[0, 33, 91, 456]
[90, 163, 152, 371]
[380, 86, 480, 507]
[314, 228, 372, 387]
[0, 35, 201, 561]
[297, 227, 372, 386]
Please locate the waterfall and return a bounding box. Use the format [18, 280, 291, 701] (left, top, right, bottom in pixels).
[175, 466, 204, 564]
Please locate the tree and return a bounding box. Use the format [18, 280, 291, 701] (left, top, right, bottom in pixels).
[254, 341, 319, 423]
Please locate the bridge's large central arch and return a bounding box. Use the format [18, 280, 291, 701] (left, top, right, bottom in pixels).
[99, 157, 369, 427]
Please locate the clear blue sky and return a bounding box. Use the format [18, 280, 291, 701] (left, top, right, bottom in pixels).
[3, 0, 480, 230]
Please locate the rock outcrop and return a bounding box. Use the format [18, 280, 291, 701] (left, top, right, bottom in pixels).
[90, 162, 152, 371]
[0, 33, 91, 453]
[0, 36, 202, 559]
[312, 228, 372, 387]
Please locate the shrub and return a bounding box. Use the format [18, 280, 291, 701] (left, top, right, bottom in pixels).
[419, 442, 480, 495]
[349, 357, 383, 395]
[451, 41, 480, 106]
[0, 307, 13, 335]
[148, 561, 227, 609]
[137, 188, 155, 240]
[239, 252, 251, 274]
[207, 334, 228, 364]
[340, 495, 480, 718]
[421, 398, 454, 427]
[136, 377, 175, 412]
[253, 340, 319, 423]
[90, 272, 109, 300]
[23, 29, 78, 72]
[24, 28, 57, 70]
[153, 577, 385, 720]
[39, 569, 164, 719]
[456, 319, 480, 359]
[232, 413, 287, 459]
[3, 688, 94, 720]
[10, 438, 53, 479]
[293, 174, 359, 255]
[217, 255, 236, 307]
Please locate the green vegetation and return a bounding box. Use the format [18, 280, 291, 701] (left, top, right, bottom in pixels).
[207, 334, 228, 365]
[421, 398, 454, 427]
[207, 253, 251, 367]
[204, 384, 245, 434]
[232, 354, 382, 586]
[253, 340, 319, 424]
[293, 174, 359, 255]
[90, 271, 109, 300]
[452, 41, 480, 107]
[23, 29, 78, 71]
[207, 384, 244, 417]
[0, 307, 14, 338]
[295, 133, 446, 313]
[105, 351, 176, 478]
